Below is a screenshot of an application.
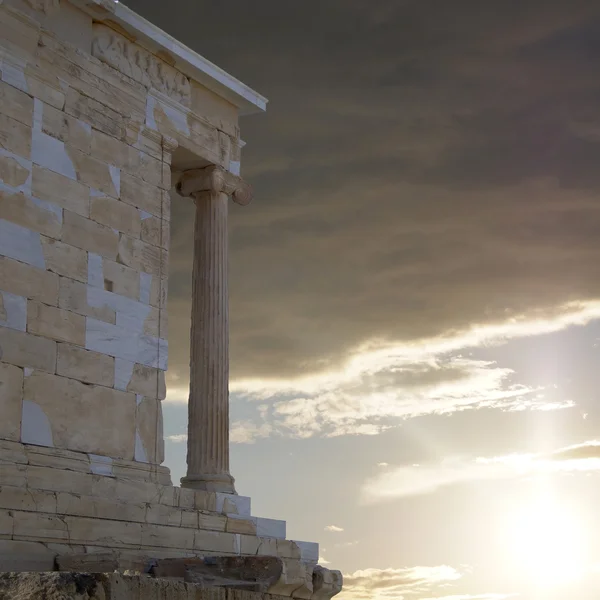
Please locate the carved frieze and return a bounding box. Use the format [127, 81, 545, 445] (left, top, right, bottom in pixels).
[91, 24, 191, 108]
[23, 0, 61, 13]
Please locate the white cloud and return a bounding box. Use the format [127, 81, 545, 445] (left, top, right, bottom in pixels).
[423, 594, 519, 600]
[325, 525, 344, 532]
[341, 566, 516, 600]
[230, 420, 273, 444]
[164, 304, 597, 441]
[342, 565, 462, 600]
[166, 433, 187, 443]
[377, 462, 389, 467]
[361, 441, 600, 503]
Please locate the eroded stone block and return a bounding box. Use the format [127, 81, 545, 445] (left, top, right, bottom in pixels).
[90, 193, 142, 238]
[32, 164, 90, 217]
[0, 188, 62, 238]
[120, 171, 164, 217]
[0, 327, 57, 372]
[41, 237, 88, 283]
[41, 101, 92, 153]
[0, 362, 23, 441]
[0, 256, 58, 305]
[27, 300, 85, 345]
[62, 210, 119, 259]
[59, 276, 117, 324]
[56, 342, 115, 386]
[23, 371, 136, 458]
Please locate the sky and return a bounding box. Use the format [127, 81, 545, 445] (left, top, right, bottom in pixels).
[123, 1, 600, 598]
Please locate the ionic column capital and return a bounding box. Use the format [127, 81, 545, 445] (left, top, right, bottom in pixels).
[177, 165, 252, 206]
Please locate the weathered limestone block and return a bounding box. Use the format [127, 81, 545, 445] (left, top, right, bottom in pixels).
[41, 237, 89, 283]
[0, 540, 56, 571]
[91, 24, 192, 107]
[226, 516, 258, 536]
[0, 4, 41, 59]
[56, 342, 115, 386]
[62, 210, 119, 259]
[37, 30, 146, 115]
[59, 277, 117, 324]
[90, 127, 140, 172]
[119, 172, 165, 218]
[32, 165, 90, 217]
[41, 101, 92, 153]
[0, 327, 56, 372]
[24, 62, 67, 111]
[0, 189, 62, 238]
[149, 275, 168, 309]
[117, 234, 167, 277]
[0, 112, 32, 158]
[27, 301, 85, 345]
[23, 371, 136, 458]
[0, 362, 23, 441]
[138, 150, 171, 190]
[27, 444, 91, 474]
[268, 559, 313, 598]
[0, 150, 31, 188]
[64, 87, 126, 141]
[135, 396, 164, 464]
[92, 258, 140, 301]
[90, 194, 142, 238]
[193, 530, 239, 555]
[0, 79, 34, 126]
[115, 361, 166, 400]
[22, 0, 61, 14]
[190, 79, 239, 139]
[140, 214, 163, 248]
[67, 146, 120, 197]
[0, 256, 58, 305]
[310, 567, 343, 600]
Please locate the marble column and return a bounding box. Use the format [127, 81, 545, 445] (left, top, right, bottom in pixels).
[177, 165, 252, 494]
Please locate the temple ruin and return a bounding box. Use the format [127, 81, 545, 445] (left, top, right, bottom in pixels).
[0, 0, 342, 597]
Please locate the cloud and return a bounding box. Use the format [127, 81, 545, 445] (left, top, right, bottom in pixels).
[422, 596, 515, 600]
[125, 0, 600, 400]
[166, 434, 187, 443]
[361, 440, 600, 503]
[342, 566, 463, 600]
[165, 318, 580, 441]
[325, 525, 344, 532]
[225, 346, 572, 440]
[230, 420, 273, 444]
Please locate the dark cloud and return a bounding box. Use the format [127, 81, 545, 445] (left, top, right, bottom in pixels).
[125, 0, 600, 381]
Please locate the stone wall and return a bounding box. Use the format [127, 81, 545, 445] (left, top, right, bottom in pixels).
[0, 4, 342, 596]
[0, 0, 241, 471]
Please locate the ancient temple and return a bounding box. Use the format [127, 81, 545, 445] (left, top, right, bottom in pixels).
[0, 1, 342, 597]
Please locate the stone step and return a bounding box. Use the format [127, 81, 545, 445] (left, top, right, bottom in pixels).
[0, 446, 252, 516]
[0, 506, 306, 560]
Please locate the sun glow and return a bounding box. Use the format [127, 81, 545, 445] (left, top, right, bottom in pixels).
[510, 496, 587, 588]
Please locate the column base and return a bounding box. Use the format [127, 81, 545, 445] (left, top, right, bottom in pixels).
[180, 473, 236, 494]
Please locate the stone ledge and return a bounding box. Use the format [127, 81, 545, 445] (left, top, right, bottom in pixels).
[2, 507, 301, 559]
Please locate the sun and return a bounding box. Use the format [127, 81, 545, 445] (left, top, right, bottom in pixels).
[509, 496, 587, 588]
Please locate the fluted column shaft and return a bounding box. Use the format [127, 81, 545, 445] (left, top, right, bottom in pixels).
[181, 190, 234, 493]
[178, 165, 252, 495]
